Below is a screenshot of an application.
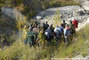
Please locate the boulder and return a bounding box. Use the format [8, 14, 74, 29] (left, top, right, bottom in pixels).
[36, 16, 42, 20]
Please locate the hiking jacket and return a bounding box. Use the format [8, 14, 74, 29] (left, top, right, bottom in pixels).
[45, 29, 51, 39]
[64, 27, 71, 36]
[27, 31, 35, 42]
[72, 19, 78, 29]
[45, 24, 49, 30]
[54, 27, 60, 35]
[59, 26, 64, 33]
[69, 23, 75, 30]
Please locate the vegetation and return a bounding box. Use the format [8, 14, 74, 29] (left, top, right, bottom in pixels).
[0, 0, 88, 60]
[0, 15, 89, 60]
[53, 9, 62, 27]
[0, 24, 88, 60]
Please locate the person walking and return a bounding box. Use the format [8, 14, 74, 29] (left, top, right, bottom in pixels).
[27, 28, 35, 47]
[64, 24, 71, 45]
[72, 19, 78, 29]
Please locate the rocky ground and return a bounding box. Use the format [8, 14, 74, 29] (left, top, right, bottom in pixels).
[0, 12, 18, 47]
[1, 0, 89, 59]
[34, 1, 89, 59]
[34, 1, 89, 60]
[35, 5, 89, 31]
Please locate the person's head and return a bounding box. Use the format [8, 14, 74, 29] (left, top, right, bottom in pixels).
[61, 23, 64, 27]
[50, 24, 53, 27]
[35, 24, 37, 28]
[37, 25, 40, 29]
[31, 23, 33, 26]
[29, 27, 33, 31]
[63, 20, 65, 23]
[72, 17, 75, 21]
[66, 24, 70, 29]
[46, 21, 48, 24]
[66, 24, 69, 27]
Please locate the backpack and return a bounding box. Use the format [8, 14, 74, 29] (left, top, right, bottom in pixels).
[27, 31, 35, 41]
[64, 28, 71, 36]
[66, 29, 71, 36]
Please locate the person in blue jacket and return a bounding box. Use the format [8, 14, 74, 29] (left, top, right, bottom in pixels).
[59, 23, 64, 36]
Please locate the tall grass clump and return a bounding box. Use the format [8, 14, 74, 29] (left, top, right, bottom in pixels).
[0, 14, 55, 60]
[54, 24, 89, 58]
[1, 14, 89, 60]
[1, 20, 89, 60]
[53, 9, 61, 27]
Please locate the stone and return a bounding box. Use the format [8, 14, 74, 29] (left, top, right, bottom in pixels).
[36, 16, 42, 20]
[72, 54, 84, 60]
[87, 18, 89, 23]
[84, 56, 89, 60]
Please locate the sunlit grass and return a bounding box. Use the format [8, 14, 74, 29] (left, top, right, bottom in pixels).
[54, 24, 89, 58]
[1, 24, 89, 60]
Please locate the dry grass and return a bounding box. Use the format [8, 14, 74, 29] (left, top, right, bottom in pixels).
[0, 23, 89, 60]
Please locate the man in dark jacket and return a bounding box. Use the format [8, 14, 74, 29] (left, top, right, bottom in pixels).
[45, 21, 49, 30]
[62, 20, 66, 28]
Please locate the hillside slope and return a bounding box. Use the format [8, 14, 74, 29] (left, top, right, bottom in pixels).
[0, 23, 89, 60]
[0, 0, 89, 60]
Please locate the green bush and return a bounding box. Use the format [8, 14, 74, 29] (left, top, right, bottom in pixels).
[11, 0, 23, 6]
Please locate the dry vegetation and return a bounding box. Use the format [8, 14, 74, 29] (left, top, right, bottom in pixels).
[0, 11, 89, 60]
[0, 23, 89, 60]
[1, 0, 87, 60]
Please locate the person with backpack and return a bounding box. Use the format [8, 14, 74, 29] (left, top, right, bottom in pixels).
[72, 19, 78, 29]
[69, 20, 75, 36]
[64, 24, 71, 45]
[42, 23, 46, 31]
[49, 24, 54, 33]
[27, 28, 36, 47]
[45, 27, 52, 43]
[59, 23, 64, 36]
[54, 25, 60, 40]
[49, 24, 54, 39]
[62, 20, 67, 28]
[45, 21, 49, 30]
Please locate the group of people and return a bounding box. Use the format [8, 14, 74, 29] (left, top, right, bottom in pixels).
[24, 19, 78, 47]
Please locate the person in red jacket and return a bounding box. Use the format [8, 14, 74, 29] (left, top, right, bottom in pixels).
[72, 19, 78, 29]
